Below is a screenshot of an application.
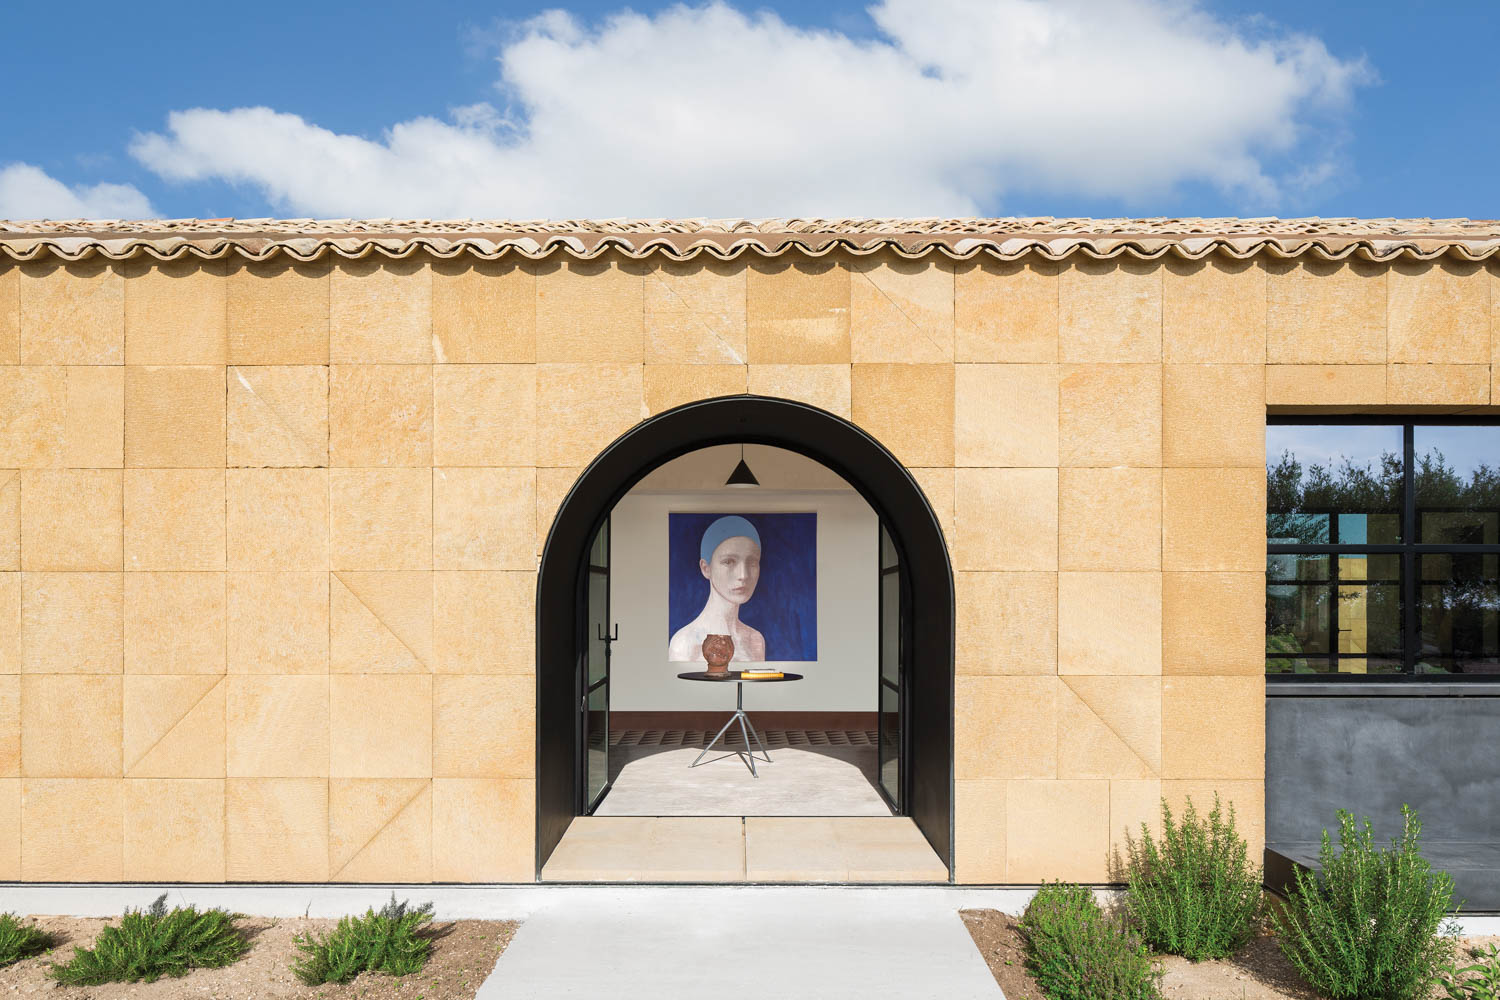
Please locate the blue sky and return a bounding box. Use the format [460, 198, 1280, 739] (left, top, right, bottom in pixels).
[3, 1, 1496, 220]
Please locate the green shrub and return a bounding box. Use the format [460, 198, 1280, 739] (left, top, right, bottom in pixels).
[291, 894, 435, 985]
[1440, 943, 1500, 1000]
[1121, 794, 1263, 960]
[0, 913, 54, 966]
[1271, 805, 1458, 1000]
[48, 894, 248, 985]
[1018, 882, 1162, 1000]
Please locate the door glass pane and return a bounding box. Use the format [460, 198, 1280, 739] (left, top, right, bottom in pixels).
[880, 571, 900, 686]
[1267, 424, 1403, 544]
[880, 527, 898, 571]
[1419, 553, 1500, 675]
[1414, 426, 1500, 544]
[588, 568, 608, 685]
[585, 681, 608, 807]
[879, 682, 899, 804]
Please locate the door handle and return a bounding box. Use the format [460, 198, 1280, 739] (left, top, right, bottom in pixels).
[597, 624, 619, 642]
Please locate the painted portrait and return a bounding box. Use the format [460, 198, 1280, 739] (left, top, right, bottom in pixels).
[666, 512, 817, 663]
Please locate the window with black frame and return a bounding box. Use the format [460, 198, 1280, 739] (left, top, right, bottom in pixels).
[1267, 420, 1500, 678]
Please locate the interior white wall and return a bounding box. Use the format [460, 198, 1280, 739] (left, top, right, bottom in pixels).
[608, 446, 878, 712]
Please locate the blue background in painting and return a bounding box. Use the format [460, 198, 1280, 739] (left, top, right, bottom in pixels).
[667, 512, 817, 662]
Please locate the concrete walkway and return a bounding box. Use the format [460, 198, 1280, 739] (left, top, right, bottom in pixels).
[478, 885, 1004, 999]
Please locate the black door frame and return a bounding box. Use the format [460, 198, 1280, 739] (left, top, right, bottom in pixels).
[535, 395, 956, 880]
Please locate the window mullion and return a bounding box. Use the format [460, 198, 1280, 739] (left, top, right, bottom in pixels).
[1403, 423, 1417, 674]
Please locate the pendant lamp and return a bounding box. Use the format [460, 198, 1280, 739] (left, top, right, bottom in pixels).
[725, 444, 759, 488]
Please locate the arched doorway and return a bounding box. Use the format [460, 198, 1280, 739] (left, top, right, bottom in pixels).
[536, 395, 954, 879]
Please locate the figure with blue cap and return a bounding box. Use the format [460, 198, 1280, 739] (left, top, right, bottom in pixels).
[667, 515, 768, 663]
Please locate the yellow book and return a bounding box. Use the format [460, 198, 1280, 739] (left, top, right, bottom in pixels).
[739, 670, 784, 679]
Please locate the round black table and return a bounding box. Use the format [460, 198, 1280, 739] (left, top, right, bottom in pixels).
[677, 670, 804, 777]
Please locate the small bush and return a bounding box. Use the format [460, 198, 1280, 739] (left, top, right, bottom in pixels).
[1440, 943, 1500, 1000]
[48, 894, 248, 986]
[1121, 794, 1263, 960]
[1271, 805, 1458, 1000]
[0, 913, 54, 966]
[291, 894, 435, 985]
[1018, 882, 1162, 1000]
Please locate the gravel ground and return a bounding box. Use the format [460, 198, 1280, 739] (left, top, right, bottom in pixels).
[0, 915, 519, 1000]
[961, 908, 1498, 1000]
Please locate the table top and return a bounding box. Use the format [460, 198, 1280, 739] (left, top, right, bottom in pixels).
[676, 670, 804, 683]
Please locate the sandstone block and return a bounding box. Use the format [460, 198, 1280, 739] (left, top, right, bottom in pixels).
[123, 674, 225, 777]
[1058, 364, 1162, 466]
[746, 364, 851, 418]
[535, 363, 645, 467]
[1265, 364, 1385, 406]
[1162, 468, 1266, 571]
[330, 571, 433, 673]
[21, 778, 122, 880]
[227, 257, 331, 364]
[329, 778, 432, 881]
[125, 572, 226, 674]
[954, 779, 1006, 883]
[20, 468, 122, 571]
[1163, 572, 1265, 675]
[330, 674, 432, 778]
[432, 777, 534, 881]
[643, 363, 746, 415]
[746, 258, 851, 363]
[645, 258, 747, 364]
[1057, 675, 1161, 778]
[536, 254, 645, 363]
[124, 365, 226, 468]
[124, 778, 225, 881]
[1059, 467, 1161, 571]
[955, 676, 1057, 779]
[434, 571, 535, 674]
[226, 675, 329, 777]
[953, 468, 1057, 571]
[21, 572, 122, 673]
[850, 252, 954, 363]
[1058, 571, 1162, 675]
[21, 674, 121, 776]
[432, 257, 535, 363]
[329, 364, 433, 467]
[1060, 258, 1162, 363]
[124, 257, 227, 364]
[331, 256, 432, 363]
[124, 469, 225, 570]
[955, 572, 1056, 675]
[228, 365, 328, 467]
[1163, 257, 1267, 363]
[1386, 364, 1489, 407]
[954, 364, 1057, 467]
[433, 675, 535, 778]
[1161, 676, 1265, 779]
[19, 259, 124, 365]
[1006, 779, 1110, 882]
[226, 468, 329, 570]
[1162, 364, 1266, 467]
[226, 777, 328, 881]
[955, 258, 1058, 363]
[852, 363, 955, 466]
[434, 467, 534, 571]
[1387, 259, 1489, 364]
[1267, 258, 1385, 364]
[434, 364, 536, 465]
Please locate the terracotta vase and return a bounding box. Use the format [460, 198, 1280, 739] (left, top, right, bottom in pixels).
[702, 634, 735, 675]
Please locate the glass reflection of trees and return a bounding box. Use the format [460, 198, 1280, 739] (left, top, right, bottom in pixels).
[1266, 426, 1500, 677]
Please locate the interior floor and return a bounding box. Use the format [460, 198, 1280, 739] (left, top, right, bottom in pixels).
[593, 728, 893, 817]
[542, 816, 948, 882]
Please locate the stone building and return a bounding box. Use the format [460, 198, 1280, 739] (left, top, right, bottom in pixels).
[0, 217, 1496, 894]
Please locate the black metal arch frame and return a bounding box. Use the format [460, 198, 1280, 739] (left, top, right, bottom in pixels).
[534, 395, 956, 879]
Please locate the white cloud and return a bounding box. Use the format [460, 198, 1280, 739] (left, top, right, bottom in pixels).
[130, 0, 1370, 218]
[0, 163, 156, 219]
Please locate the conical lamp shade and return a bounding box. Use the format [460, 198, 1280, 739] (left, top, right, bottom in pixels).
[725, 457, 760, 488]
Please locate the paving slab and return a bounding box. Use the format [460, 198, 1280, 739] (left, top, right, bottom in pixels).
[478, 885, 1003, 999]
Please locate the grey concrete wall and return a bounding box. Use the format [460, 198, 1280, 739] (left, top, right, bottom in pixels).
[1267, 687, 1500, 845]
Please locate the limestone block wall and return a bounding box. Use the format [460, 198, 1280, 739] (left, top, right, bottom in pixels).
[0, 247, 1494, 883]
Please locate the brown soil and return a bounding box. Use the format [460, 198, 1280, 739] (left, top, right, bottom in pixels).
[0, 916, 519, 1000]
[959, 910, 1046, 1000]
[962, 909, 1496, 1000]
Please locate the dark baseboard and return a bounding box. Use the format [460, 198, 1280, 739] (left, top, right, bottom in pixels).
[610, 710, 877, 731]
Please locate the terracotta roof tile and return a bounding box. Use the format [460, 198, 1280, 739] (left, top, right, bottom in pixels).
[2, 217, 1497, 263]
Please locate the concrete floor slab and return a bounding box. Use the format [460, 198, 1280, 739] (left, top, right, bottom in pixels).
[745, 816, 949, 882]
[596, 744, 891, 816]
[541, 817, 746, 882]
[478, 885, 1003, 999]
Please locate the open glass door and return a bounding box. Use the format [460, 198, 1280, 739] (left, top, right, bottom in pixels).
[583, 517, 613, 813]
[877, 522, 904, 811]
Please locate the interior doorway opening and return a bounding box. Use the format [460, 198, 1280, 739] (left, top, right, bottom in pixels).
[580, 444, 900, 821]
[536, 396, 954, 882]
